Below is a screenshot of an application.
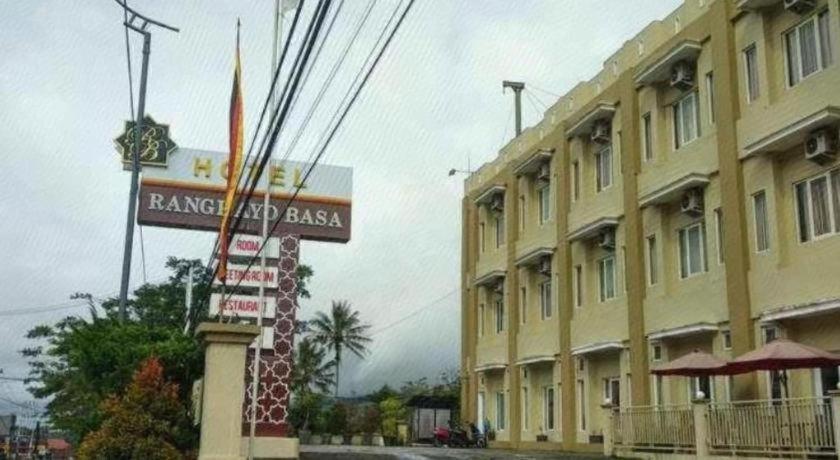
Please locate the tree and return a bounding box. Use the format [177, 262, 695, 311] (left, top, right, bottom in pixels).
[75, 357, 191, 460]
[21, 257, 315, 445]
[378, 396, 406, 445]
[309, 300, 371, 397]
[289, 337, 334, 431]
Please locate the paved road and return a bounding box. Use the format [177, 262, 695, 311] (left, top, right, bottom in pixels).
[300, 445, 606, 460]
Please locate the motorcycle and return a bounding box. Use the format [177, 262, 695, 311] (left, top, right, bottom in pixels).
[432, 422, 486, 448]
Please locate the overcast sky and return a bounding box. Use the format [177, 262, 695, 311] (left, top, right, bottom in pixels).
[0, 0, 682, 418]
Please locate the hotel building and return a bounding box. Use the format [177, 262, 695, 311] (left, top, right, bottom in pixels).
[460, 0, 840, 452]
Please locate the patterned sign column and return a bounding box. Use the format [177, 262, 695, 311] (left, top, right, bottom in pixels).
[242, 233, 299, 437]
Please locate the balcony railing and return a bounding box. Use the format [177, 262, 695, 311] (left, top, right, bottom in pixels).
[612, 404, 695, 453]
[708, 397, 835, 457]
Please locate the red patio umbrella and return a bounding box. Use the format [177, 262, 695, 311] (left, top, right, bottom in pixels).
[651, 349, 728, 377]
[725, 339, 840, 398]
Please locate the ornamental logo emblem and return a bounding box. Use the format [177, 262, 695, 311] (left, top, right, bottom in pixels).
[114, 115, 177, 168]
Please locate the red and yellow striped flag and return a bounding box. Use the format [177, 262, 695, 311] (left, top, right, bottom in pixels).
[219, 20, 244, 282]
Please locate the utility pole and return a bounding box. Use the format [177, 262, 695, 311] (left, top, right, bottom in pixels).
[502, 80, 525, 137]
[116, 0, 179, 321]
[183, 265, 194, 334]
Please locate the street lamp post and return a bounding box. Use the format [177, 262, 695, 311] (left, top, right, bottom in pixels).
[115, 1, 179, 321]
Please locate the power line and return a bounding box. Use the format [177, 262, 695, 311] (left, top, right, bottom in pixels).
[529, 82, 561, 98]
[523, 89, 544, 120]
[368, 288, 457, 336]
[219, 0, 416, 301]
[525, 88, 548, 110]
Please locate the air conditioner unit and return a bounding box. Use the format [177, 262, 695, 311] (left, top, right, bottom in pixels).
[493, 281, 504, 294]
[537, 163, 551, 182]
[597, 229, 615, 251]
[784, 0, 816, 14]
[490, 194, 505, 213]
[680, 188, 705, 217]
[670, 61, 695, 90]
[805, 128, 837, 165]
[590, 120, 611, 144]
[538, 258, 552, 276]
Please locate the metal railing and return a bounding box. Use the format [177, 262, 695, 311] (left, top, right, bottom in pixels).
[708, 397, 836, 457]
[612, 404, 696, 453]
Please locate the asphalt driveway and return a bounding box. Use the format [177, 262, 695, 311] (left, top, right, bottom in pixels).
[300, 445, 606, 460]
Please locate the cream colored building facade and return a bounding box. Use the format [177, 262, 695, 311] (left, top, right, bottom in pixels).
[460, 0, 840, 452]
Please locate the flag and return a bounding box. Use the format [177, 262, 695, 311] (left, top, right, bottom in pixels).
[219, 20, 244, 282]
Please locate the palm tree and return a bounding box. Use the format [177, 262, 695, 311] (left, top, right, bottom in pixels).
[292, 336, 335, 396]
[309, 300, 372, 397]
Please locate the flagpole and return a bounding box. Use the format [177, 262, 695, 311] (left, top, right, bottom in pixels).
[248, 4, 282, 458]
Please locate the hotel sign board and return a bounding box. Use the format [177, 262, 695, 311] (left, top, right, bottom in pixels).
[212, 263, 279, 289]
[209, 293, 276, 319]
[137, 148, 352, 242]
[229, 234, 280, 258]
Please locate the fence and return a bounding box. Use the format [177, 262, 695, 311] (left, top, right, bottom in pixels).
[708, 397, 835, 457]
[612, 404, 695, 453]
[607, 394, 840, 459]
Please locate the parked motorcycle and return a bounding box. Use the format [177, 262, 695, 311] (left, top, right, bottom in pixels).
[432, 422, 486, 448]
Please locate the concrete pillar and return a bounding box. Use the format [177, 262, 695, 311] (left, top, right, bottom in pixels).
[196, 322, 260, 460]
[692, 399, 710, 459]
[600, 404, 615, 457]
[829, 391, 840, 459]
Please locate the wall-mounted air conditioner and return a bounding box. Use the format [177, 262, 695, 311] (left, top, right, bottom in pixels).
[805, 128, 837, 165]
[590, 120, 611, 145]
[597, 229, 615, 251]
[538, 258, 552, 276]
[490, 194, 505, 213]
[680, 188, 704, 217]
[670, 61, 695, 90]
[537, 163, 551, 182]
[784, 0, 816, 14]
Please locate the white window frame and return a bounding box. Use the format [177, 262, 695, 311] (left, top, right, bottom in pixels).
[652, 343, 663, 362]
[572, 160, 580, 201]
[519, 195, 526, 232]
[794, 169, 840, 243]
[784, 9, 834, 88]
[595, 146, 613, 192]
[689, 376, 714, 401]
[714, 208, 724, 265]
[543, 386, 555, 431]
[494, 298, 505, 334]
[478, 303, 485, 338]
[573, 264, 583, 308]
[753, 190, 770, 253]
[577, 379, 586, 431]
[705, 71, 715, 124]
[604, 377, 621, 406]
[646, 235, 658, 286]
[496, 391, 506, 431]
[520, 287, 527, 325]
[479, 222, 486, 253]
[678, 222, 707, 279]
[538, 184, 551, 225]
[743, 44, 760, 103]
[673, 91, 700, 149]
[495, 214, 505, 248]
[722, 330, 732, 350]
[598, 256, 616, 302]
[539, 279, 552, 320]
[653, 374, 664, 406]
[642, 112, 653, 162]
[522, 386, 529, 431]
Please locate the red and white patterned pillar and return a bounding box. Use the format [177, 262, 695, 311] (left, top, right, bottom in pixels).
[242, 233, 299, 437]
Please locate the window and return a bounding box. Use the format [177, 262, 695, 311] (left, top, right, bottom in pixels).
[642, 113, 653, 161]
[520, 287, 527, 325]
[679, 222, 707, 279]
[785, 10, 833, 86]
[673, 91, 700, 148]
[816, 366, 840, 397]
[763, 326, 778, 344]
[652, 343, 662, 361]
[753, 191, 770, 252]
[598, 256, 616, 301]
[744, 45, 760, 102]
[494, 298, 505, 334]
[653, 375, 664, 406]
[573, 265, 583, 307]
[543, 386, 555, 430]
[595, 146, 613, 191]
[646, 235, 658, 285]
[577, 379, 586, 430]
[725, 376, 734, 402]
[622, 246, 628, 292]
[690, 376, 713, 400]
[522, 387, 529, 430]
[572, 161, 580, 201]
[519, 196, 525, 231]
[604, 378, 620, 406]
[478, 303, 485, 338]
[715, 208, 724, 264]
[495, 214, 505, 248]
[705, 72, 715, 124]
[538, 185, 551, 224]
[479, 222, 486, 253]
[496, 391, 506, 431]
[539, 280, 552, 320]
[795, 169, 840, 242]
